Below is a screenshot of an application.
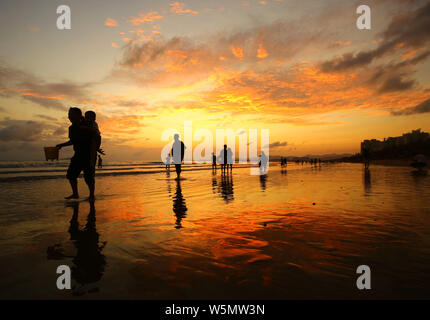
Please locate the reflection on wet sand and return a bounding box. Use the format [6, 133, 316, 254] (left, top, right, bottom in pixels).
[69, 201, 106, 294]
[259, 174, 267, 191]
[47, 201, 106, 296]
[217, 173, 234, 203]
[172, 179, 187, 229]
[6, 163, 430, 299]
[363, 167, 371, 195]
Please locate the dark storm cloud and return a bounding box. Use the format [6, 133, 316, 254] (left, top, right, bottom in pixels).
[35, 114, 57, 121]
[378, 76, 415, 93]
[23, 96, 65, 110]
[269, 141, 288, 148]
[364, 49, 430, 93]
[320, 1, 430, 73]
[0, 63, 91, 110]
[0, 119, 44, 141]
[391, 97, 430, 115]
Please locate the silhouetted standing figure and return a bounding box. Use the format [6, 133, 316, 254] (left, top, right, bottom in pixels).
[220, 144, 228, 174]
[171, 133, 186, 180]
[259, 151, 268, 174]
[227, 147, 233, 172]
[212, 152, 217, 171]
[173, 179, 187, 229]
[362, 146, 370, 169]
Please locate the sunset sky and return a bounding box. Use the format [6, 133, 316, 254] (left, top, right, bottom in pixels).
[0, 0, 429, 161]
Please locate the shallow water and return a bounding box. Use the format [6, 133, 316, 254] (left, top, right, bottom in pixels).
[0, 163, 429, 299]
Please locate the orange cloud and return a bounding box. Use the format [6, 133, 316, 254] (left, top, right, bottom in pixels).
[105, 18, 118, 27]
[170, 2, 199, 15]
[231, 46, 244, 60]
[129, 29, 154, 42]
[257, 44, 268, 59]
[129, 11, 164, 26]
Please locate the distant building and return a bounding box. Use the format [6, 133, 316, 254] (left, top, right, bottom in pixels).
[361, 129, 430, 159]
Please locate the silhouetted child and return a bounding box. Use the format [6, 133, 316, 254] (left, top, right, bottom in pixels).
[98, 155, 103, 168]
[84, 111, 102, 168]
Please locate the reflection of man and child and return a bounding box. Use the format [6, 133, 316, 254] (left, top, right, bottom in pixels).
[47, 201, 106, 296]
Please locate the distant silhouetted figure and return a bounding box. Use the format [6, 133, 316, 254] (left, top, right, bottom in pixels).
[220, 144, 228, 174]
[171, 134, 186, 180]
[166, 153, 171, 171]
[212, 152, 217, 171]
[362, 146, 370, 169]
[259, 151, 268, 173]
[281, 157, 287, 167]
[227, 147, 233, 172]
[97, 155, 103, 169]
[411, 154, 428, 172]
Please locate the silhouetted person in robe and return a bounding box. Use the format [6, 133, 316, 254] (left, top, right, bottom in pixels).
[259, 151, 268, 174]
[171, 133, 186, 180]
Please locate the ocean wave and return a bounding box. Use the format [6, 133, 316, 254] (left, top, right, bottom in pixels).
[0, 164, 258, 183]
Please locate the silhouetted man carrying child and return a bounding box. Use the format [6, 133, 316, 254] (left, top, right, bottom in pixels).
[56, 107, 100, 201]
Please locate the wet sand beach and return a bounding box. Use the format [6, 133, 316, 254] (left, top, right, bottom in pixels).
[0, 162, 429, 299]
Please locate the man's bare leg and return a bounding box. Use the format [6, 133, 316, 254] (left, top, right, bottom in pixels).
[65, 179, 79, 199]
[88, 183, 95, 202]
